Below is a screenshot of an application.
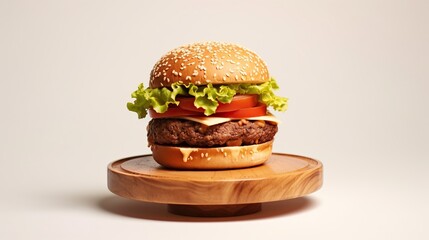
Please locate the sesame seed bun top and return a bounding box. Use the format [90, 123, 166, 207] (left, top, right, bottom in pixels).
[149, 42, 270, 88]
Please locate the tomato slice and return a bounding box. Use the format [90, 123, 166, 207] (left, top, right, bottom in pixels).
[177, 94, 258, 113]
[148, 107, 199, 118]
[212, 103, 267, 118]
[149, 96, 265, 119]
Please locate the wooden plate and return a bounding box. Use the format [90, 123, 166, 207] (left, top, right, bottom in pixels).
[108, 153, 323, 217]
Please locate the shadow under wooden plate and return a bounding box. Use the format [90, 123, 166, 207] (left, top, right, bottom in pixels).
[97, 195, 318, 222]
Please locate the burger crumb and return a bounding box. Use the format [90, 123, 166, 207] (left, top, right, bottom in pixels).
[226, 139, 242, 146]
[255, 120, 265, 127]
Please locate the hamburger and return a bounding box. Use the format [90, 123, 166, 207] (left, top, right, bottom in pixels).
[127, 42, 287, 169]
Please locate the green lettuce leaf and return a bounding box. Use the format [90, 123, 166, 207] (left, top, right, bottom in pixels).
[127, 78, 288, 118]
[126, 83, 186, 118]
[187, 84, 237, 115]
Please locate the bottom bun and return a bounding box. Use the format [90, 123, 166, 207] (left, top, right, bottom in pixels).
[150, 140, 273, 170]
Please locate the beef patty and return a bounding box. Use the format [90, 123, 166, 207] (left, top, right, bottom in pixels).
[147, 118, 278, 147]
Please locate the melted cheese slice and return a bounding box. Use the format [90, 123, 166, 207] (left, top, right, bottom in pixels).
[179, 113, 281, 126]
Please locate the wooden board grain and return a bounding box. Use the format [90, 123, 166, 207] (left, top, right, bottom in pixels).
[108, 153, 323, 205]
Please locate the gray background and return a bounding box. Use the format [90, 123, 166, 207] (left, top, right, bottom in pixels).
[1, 0, 428, 239]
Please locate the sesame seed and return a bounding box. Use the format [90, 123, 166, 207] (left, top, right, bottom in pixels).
[186, 76, 192, 81]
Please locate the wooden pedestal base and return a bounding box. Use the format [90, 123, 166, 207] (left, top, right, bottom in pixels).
[168, 203, 262, 217]
[108, 153, 323, 218]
